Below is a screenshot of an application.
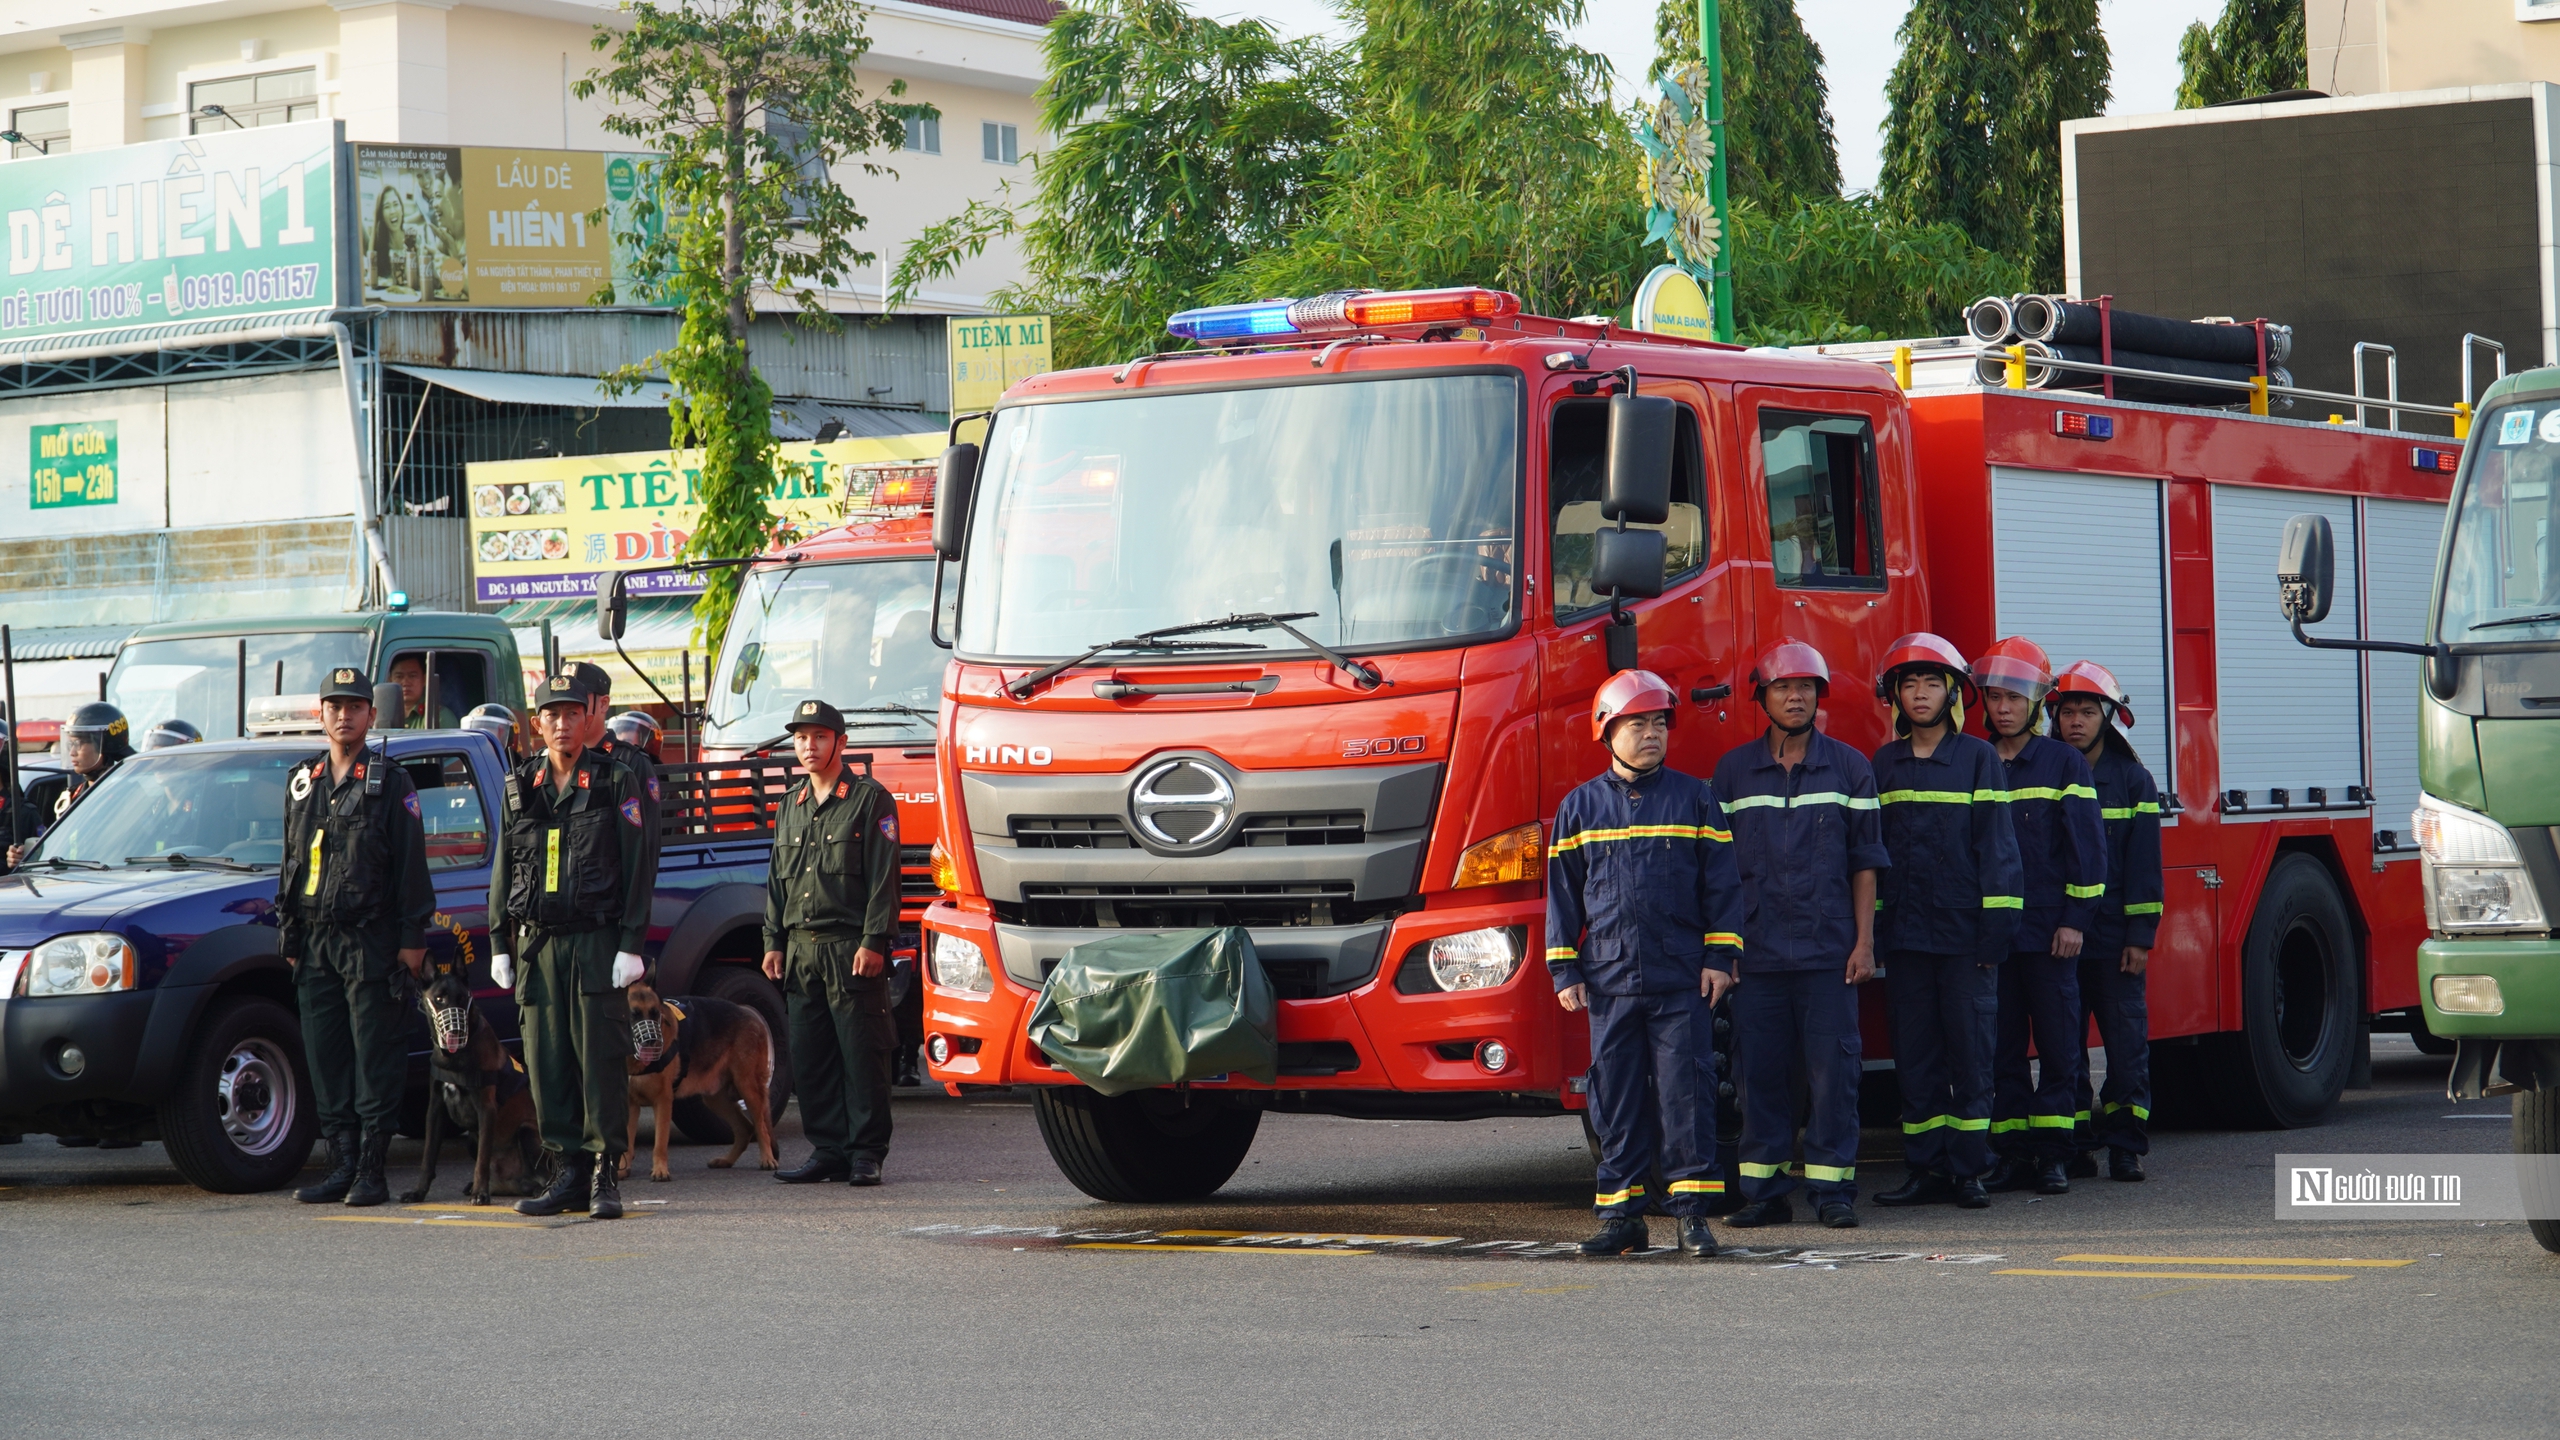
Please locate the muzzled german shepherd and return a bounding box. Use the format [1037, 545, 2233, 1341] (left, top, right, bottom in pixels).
[400, 967, 548, 1205]
[623, 975, 779, 1182]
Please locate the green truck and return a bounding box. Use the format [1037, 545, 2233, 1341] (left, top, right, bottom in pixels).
[2283, 368, 2560, 1254]
[102, 607, 528, 741]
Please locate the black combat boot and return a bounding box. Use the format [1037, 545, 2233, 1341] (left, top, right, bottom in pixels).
[1579, 1214, 1651, 1256]
[2034, 1161, 2071, 1195]
[2108, 1148, 2146, 1182]
[590, 1152, 624, 1220]
[295, 1130, 359, 1204]
[1874, 1169, 1954, 1207]
[1724, 1197, 1794, 1228]
[343, 1127, 393, 1207]
[516, 1151, 591, 1217]
[1952, 1174, 1991, 1209]
[1677, 1217, 1719, 1257]
[1983, 1159, 2037, 1193]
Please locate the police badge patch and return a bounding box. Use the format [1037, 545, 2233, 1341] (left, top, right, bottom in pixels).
[404, 792, 422, 819]
[880, 816, 898, 841]
[647, 777, 660, 801]
[621, 799, 644, 827]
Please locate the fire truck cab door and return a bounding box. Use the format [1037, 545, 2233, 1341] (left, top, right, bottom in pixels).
[1730, 384, 1906, 755]
[1537, 380, 1746, 809]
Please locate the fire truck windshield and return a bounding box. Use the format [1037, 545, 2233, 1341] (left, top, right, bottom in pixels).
[2443, 403, 2560, 642]
[705, 557, 941, 748]
[957, 372, 1520, 660]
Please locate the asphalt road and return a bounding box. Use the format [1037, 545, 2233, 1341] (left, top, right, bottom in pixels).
[2, 1035, 2552, 1439]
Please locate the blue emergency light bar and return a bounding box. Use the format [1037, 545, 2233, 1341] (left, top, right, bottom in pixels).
[2052, 410, 2114, 440]
[1165, 287, 1523, 345]
[2411, 446, 2460, 474]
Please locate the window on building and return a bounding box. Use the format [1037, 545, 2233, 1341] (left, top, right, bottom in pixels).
[982, 121, 1018, 165]
[903, 115, 941, 154]
[1549, 398, 1707, 619]
[7, 103, 68, 157]
[189, 68, 318, 132]
[1758, 408, 1883, 590]
[766, 102, 831, 224]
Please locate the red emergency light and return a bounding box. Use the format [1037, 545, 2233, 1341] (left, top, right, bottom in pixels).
[2410, 447, 2460, 473]
[877, 475, 935, 507]
[2052, 411, 2115, 440]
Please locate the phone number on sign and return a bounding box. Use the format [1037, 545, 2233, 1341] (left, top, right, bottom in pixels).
[168, 264, 323, 316]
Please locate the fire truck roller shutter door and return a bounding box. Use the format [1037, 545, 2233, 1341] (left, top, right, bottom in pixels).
[2365, 498, 2449, 855]
[2213, 486, 2361, 814]
[1989, 467, 2170, 792]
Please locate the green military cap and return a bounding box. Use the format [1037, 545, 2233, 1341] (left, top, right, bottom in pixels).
[317, 666, 375, 704]
[536, 670, 601, 711]
[785, 698, 846, 735]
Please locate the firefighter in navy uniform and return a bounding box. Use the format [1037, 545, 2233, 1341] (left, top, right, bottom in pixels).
[1870, 634, 2024, 1209]
[1547, 670, 1746, 1259]
[1972, 637, 2108, 1197]
[2046, 661, 2164, 1183]
[1712, 641, 1889, 1231]
[761, 700, 903, 1186]
[490, 671, 652, 1220]
[280, 669, 433, 1207]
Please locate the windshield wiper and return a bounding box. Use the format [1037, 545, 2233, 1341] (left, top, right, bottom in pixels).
[125, 853, 268, 873]
[1008, 611, 1387, 698]
[2468, 611, 2560, 632]
[838, 703, 939, 728]
[35, 857, 108, 871]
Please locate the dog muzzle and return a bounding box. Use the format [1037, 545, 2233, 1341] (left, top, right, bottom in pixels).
[631, 1015, 666, 1066]
[430, 1002, 472, 1055]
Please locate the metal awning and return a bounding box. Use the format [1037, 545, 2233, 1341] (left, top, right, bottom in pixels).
[770, 396, 940, 441]
[502, 594, 708, 702]
[389, 365, 676, 410]
[1, 624, 134, 662]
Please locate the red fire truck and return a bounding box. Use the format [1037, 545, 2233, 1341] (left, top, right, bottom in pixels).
[915, 286, 2451, 1201]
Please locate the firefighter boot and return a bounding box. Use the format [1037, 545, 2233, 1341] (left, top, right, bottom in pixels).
[1678, 1218, 1720, 1258]
[2067, 1150, 2099, 1179]
[1579, 1214, 1651, 1256]
[1953, 1174, 1991, 1209]
[590, 1152, 624, 1220]
[1983, 1159, 2038, 1193]
[2109, 1148, 2146, 1182]
[343, 1126, 393, 1208]
[295, 1129, 359, 1204]
[1875, 1169, 1955, 1206]
[516, 1151, 591, 1217]
[2035, 1161, 2071, 1195]
[1725, 1197, 1794, 1227]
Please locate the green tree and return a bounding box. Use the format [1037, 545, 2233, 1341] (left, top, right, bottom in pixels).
[2177, 0, 2306, 109]
[2006, 0, 2108, 291]
[1219, 0, 1647, 321]
[1878, 0, 2021, 263]
[578, 0, 916, 644]
[891, 0, 1345, 369]
[1651, 0, 1839, 207]
[1729, 193, 2025, 345]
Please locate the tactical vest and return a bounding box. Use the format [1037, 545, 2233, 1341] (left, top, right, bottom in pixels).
[280, 755, 395, 926]
[502, 756, 625, 932]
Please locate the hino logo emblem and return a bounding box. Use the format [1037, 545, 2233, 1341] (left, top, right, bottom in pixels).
[1129, 758, 1236, 849]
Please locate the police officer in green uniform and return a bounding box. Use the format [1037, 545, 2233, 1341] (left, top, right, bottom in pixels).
[282, 668, 433, 1207]
[762, 700, 902, 1186]
[490, 671, 652, 1219]
[568, 662, 660, 895]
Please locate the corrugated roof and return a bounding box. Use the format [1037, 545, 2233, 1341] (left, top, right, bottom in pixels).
[910, 0, 1063, 24]
[2, 624, 132, 662]
[771, 397, 940, 441]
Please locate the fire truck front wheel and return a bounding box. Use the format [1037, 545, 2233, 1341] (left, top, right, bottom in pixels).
[2215, 853, 2359, 1129]
[1032, 1086, 1261, 1203]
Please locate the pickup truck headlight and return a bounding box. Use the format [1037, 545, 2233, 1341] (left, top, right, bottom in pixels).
[930, 932, 992, 994]
[2413, 794, 2547, 931]
[17, 933, 137, 997]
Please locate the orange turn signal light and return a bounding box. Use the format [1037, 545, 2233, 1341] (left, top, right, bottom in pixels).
[1453, 822, 1545, 889]
[929, 837, 959, 893]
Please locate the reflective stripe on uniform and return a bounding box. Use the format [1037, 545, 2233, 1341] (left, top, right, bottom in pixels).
[2065, 882, 2106, 899]
[2100, 802, 2164, 820]
[1801, 1163, 1854, 1182]
[2105, 1102, 2152, 1120]
[1983, 895, 2024, 909]
[1704, 931, 1744, 949]
[304, 831, 324, 895]
[1723, 791, 1880, 812]
[1550, 823, 1731, 855]
[1545, 947, 1580, 961]
[1903, 1114, 1991, 1135]
[1738, 1161, 1788, 1178]
[2010, 784, 2099, 802]
[1667, 1179, 1725, 1194]
[1595, 1184, 1647, 1206]
[1991, 1118, 2027, 1134]
[2123, 902, 2163, 915]
[2028, 1114, 2077, 1129]
[544, 827, 561, 893]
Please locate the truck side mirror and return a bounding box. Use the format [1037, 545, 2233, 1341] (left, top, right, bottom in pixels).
[1591, 526, 1667, 601]
[372, 682, 406, 728]
[2277, 513, 2334, 624]
[933, 443, 980, 559]
[598, 570, 628, 642]
[1604, 394, 1675, 525]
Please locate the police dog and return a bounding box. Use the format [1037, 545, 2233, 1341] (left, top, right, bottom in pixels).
[400, 967, 547, 1205]
[623, 975, 779, 1182]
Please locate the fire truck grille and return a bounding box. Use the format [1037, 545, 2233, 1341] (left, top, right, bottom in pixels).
[1010, 881, 1398, 931]
[1012, 812, 1367, 849]
[1236, 812, 1366, 846]
[1010, 817, 1135, 849]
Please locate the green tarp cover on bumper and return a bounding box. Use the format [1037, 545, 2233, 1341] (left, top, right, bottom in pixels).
[1025, 927, 1277, 1096]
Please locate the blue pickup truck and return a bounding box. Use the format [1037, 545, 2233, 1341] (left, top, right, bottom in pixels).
[0, 728, 804, 1193]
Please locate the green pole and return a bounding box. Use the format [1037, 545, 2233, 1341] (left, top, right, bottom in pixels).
[1701, 0, 1733, 342]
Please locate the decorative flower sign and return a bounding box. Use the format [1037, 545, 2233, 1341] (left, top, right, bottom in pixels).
[1639, 64, 1719, 281]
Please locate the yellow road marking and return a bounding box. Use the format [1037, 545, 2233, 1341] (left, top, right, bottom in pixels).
[1996, 1269, 2349, 1283]
[324, 1215, 547, 1230]
[1066, 1243, 1371, 1255]
[1162, 1229, 1461, 1244]
[2053, 1254, 2416, 1268]
[1522, 1285, 1593, 1295]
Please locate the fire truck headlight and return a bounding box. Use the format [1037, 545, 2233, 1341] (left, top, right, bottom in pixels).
[930, 932, 993, 994]
[1424, 928, 1522, 992]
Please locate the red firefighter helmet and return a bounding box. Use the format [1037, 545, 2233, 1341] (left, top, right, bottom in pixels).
[1750, 640, 1831, 699]
[1592, 668, 1680, 741]
[1970, 635, 2055, 703]
[2045, 660, 2134, 728]
[1874, 632, 1974, 733]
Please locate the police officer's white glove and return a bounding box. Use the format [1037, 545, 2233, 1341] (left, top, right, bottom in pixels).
[491, 952, 515, 988]
[612, 951, 645, 988]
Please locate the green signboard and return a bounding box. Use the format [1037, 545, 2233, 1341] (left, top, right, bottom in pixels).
[1, 123, 338, 346]
[31, 420, 117, 508]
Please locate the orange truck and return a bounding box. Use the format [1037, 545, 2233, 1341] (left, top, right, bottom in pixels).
[916, 286, 2452, 1201]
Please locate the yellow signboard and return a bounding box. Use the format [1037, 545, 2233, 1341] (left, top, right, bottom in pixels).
[1633, 265, 1714, 343]
[466, 433, 943, 604]
[355, 144, 661, 307]
[949, 314, 1053, 412]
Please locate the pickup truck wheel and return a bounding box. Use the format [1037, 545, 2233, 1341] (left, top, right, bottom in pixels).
[1033, 1086, 1260, 1202]
[158, 998, 317, 1194]
[2517, 1088, 2560, 1255]
[2211, 854, 2358, 1129]
[673, 964, 796, 1145]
